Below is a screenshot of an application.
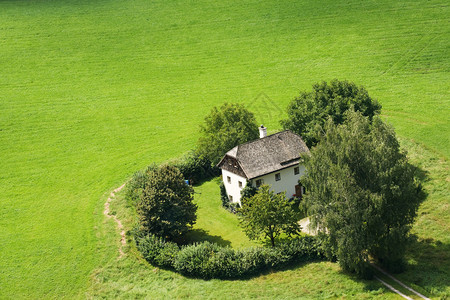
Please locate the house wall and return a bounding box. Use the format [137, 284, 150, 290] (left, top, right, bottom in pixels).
[251, 165, 306, 199]
[221, 169, 247, 205]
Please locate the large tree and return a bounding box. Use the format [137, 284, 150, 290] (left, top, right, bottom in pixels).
[137, 164, 197, 240]
[302, 111, 423, 277]
[198, 102, 259, 165]
[238, 185, 301, 247]
[281, 79, 381, 148]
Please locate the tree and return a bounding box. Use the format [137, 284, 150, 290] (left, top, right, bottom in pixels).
[137, 164, 197, 240]
[302, 111, 423, 277]
[238, 185, 301, 247]
[281, 79, 381, 148]
[198, 102, 259, 165]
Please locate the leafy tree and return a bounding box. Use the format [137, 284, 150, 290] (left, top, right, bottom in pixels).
[238, 185, 301, 247]
[302, 111, 423, 277]
[281, 79, 381, 148]
[173, 150, 219, 184]
[137, 164, 197, 240]
[240, 181, 258, 200]
[198, 102, 259, 165]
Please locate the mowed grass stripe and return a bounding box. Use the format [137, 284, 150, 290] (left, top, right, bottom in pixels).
[0, 0, 448, 298]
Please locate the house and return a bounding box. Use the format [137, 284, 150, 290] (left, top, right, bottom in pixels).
[217, 126, 310, 205]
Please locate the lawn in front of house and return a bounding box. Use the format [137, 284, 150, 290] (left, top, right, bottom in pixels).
[185, 178, 257, 248]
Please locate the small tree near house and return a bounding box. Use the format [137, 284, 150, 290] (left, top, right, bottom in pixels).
[238, 185, 301, 247]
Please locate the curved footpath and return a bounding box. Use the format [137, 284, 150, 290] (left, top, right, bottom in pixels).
[103, 183, 127, 258]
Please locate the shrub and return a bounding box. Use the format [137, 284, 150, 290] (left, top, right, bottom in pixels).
[174, 151, 220, 185]
[125, 164, 157, 206]
[135, 233, 327, 279]
[240, 182, 257, 200]
[135, 233, 180, 268]
[219, 182, 239, 213]
[173, 242, 222, 278]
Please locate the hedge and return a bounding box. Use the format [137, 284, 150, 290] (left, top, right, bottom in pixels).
[135, 233, 327, 279]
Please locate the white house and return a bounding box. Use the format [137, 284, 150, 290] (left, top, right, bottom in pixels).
[217, 126, 310, 205]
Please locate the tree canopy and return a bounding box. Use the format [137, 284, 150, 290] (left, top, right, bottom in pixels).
[238, 185, 301, 247]
[301, 111, 423, 277]
[281, 79, 381, 148]
[198, 102, 259, 165]
[137, 164, 197, 240]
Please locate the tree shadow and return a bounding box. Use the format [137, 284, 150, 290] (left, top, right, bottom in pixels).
[181, 229, 232, 247]
[399, 237, 450, 296]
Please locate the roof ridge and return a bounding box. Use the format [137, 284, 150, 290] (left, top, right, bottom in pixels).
[235, 129, 293, 150]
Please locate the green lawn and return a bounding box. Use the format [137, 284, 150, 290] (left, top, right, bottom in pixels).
[0, 0, 448, 298]
[184, 178, 256, 248]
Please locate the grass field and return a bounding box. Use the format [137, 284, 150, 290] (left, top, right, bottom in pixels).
[0, 0, 448, 298]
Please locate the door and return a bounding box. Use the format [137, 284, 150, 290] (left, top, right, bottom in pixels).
[295, 184, 303, 199]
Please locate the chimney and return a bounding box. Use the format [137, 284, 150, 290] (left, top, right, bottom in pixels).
[259, 125, 267, 138]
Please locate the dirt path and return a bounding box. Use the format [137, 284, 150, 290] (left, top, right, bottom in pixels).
[372, 264, 430, 300]
[103, 183, 127, 259]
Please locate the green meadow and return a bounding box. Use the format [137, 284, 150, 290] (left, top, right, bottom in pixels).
[0, 0, 448, 298]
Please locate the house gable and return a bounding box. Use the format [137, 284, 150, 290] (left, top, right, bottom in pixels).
[217, 155, 247, 178]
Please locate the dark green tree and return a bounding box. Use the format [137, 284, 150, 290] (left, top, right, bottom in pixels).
[281, 79, 381, 148]
[137, 164, 197, 240]
[302, 111, 423, 277]
[238, 185, 301, 247]
[198, 103, 259, 165]
[240, 181, 258, 200]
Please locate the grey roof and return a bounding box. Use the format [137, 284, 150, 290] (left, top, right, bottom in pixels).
[219, 130, 309, 179]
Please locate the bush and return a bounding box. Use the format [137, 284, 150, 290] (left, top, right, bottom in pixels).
[125, 164, 157, 206]
[135, 233, 327, 279]
[174, 242, 225, 278]
[219, 182, 239, 213]
[135, 233, 180, 268]
[174, 151, 220, 185]
[278, 236, 328, 261]
[240, 182, 257, 200]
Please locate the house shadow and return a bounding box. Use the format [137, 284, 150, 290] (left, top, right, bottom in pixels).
[182, 229, 232, 247]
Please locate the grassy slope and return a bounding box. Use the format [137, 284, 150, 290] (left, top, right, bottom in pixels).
[0, 0, 448, 298]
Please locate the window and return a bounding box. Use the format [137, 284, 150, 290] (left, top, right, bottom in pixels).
[238, 181, 243, 188]
[275, 173, 281, 181]
[229, 195, 233, 202]
[227, 176, 231, 184]
[255, 179, 263, 187]
[294, 167, 299, 175]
